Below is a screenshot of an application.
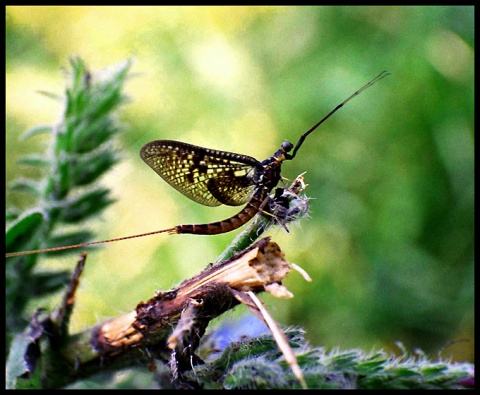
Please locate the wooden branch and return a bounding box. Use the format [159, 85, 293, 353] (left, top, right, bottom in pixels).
[39, 237, 299, 388]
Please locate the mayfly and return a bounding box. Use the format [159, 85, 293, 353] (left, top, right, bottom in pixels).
[6, 71, 389, 258]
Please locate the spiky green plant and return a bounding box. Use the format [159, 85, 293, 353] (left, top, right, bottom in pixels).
[6, 57, 132, 365]
[175, 325, 473, 390]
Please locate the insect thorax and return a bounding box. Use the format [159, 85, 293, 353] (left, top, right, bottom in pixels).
[255, 157, 283, 191]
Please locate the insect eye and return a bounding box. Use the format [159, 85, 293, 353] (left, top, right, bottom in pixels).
[282, 141, 294, 152]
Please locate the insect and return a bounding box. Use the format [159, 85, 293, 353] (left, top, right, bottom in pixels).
[6, 71, 389, 257]
[139, 71, 389, 235]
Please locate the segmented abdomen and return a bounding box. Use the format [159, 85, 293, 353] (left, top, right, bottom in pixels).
[173, 187, 268, 235]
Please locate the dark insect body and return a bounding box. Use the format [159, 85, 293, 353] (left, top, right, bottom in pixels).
[5, 71, 389, 257]
[140, 140, 292, 235]
[140, 71, 389, 236]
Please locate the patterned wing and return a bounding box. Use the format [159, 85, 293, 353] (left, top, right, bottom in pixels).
[140, 140, 262, 207]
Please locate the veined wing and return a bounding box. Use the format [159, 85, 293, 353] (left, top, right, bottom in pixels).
[140, 140, 262, 207]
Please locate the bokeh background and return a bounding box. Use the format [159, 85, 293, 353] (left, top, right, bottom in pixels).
[6, 5, 474, 368]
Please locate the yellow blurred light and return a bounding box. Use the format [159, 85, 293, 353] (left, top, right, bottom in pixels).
[426, 29, 473, 82]
[191, 35, 242, 89]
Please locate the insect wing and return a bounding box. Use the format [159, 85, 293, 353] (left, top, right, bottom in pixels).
[206, 173, 257, 206]
[140, 140, 261, 207]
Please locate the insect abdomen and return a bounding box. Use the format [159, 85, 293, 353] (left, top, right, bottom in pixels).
[173, 188, 267, 235]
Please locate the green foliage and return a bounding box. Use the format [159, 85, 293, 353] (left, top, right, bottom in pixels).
[6, 332, 43, 389]
[177, 326, 473, 389]
[5, 57, 132, 388]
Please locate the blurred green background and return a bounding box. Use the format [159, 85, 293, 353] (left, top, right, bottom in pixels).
[6, 5, 474, 365]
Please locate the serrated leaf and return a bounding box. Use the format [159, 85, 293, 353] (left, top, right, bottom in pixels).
[6, 210, 46, 253]
[20, 125, 53, 141]
[9, 178, 43, 197]
[70, 149, 118, 186]
[59, 188, 114, 223]
[329, 351, 359, 369]
[421, 364, 447, 376]
[294, 349, 322, 368]
[90, 90, 122, 119]
[356, 359, 385, 375]
[224, 357, 288, 389]
[70, 119, 120, 153]
[390, 366, 421, 377]
[17, 154, 50, 167]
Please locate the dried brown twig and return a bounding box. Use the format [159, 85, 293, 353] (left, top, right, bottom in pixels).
[28, 237, 310, 388]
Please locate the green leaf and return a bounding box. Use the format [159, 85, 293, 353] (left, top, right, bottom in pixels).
[5, 210, 46, 253]
[224, 357, 288, 389]
[17, 154, 50, 167]
[46, 230, 95, 251]
[36, 90, 63, 102]
[59, 188, 114, 223]
[20, 125, 53, 141]
[6, 333, 42, 389]
[9, 178, 43, 197]
[32, 271, 72, 295]
[70, 149, 119, 186]
[71, 120, 120, 154]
